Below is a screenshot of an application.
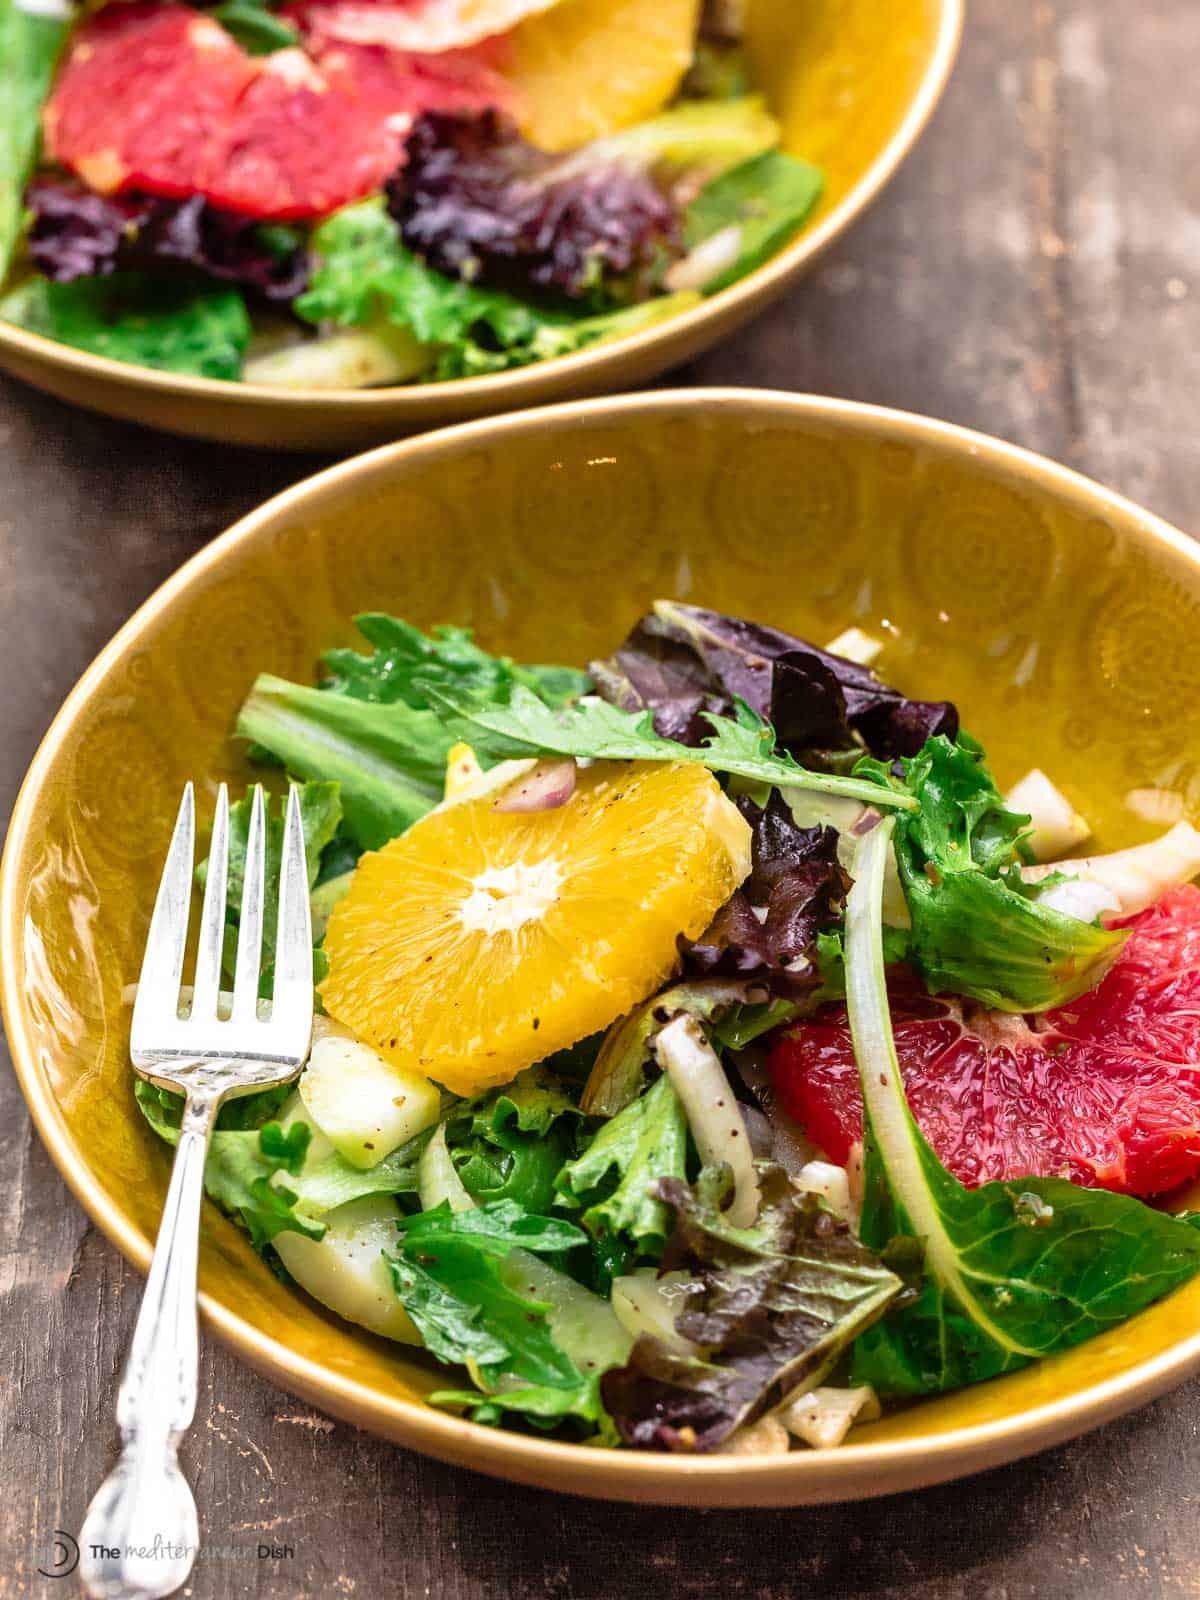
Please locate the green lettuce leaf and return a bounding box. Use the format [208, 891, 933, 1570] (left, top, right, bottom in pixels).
[135, 1078, 425, 1239]
[236, 617, 592, 850]
[134, 1081, 324, 1251]
[0, 0, 68, 281]
[843, 816, 1200, 1398]
[685, 150, 824, 292]
[296, 199, 700, 380]
[445, 1065, 582, 1213]
[431, 688, 919, 813]
[888, 736, 1125, 1011]
[236, 676, 451, 850]
[0, 272, 251, 378]
[556, 1074, 688, 1263]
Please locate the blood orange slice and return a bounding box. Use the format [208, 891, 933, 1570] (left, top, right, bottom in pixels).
[44, 0, 511, 221]
[768, 885, 1200, 1198]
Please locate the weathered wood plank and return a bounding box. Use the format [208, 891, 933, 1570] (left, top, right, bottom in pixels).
[4, 1, 1200, 1595]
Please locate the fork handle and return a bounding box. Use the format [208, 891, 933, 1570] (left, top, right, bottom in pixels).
[79, 1090, 218, 1600]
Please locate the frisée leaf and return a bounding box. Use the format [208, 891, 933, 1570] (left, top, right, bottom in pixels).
[889, 736, 1126, 1011]
[556, 1074, 689, 1263]
[843, 818, 1200, 1398]
[320, 613, 589, 710]
[236, 618, 591, 849]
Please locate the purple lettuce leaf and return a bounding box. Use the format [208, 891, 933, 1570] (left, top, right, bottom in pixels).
[683, 791, 850, 995]
[600, 1165, 900, 1451]
[590, 602, 959, 761]
[385, 110, 679, 303]
[26, 178, 309, 303]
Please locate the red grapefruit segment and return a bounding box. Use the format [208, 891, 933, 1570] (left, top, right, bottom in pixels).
[767, 885, 1200, 1197]
[44, 1, 512, 221]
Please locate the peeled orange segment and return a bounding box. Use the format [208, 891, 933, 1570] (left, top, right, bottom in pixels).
[320, 761, 752, 1097]
[507, 0, 703, 151]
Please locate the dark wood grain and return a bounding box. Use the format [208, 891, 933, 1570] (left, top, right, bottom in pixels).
[4, 1, 1200, 1594]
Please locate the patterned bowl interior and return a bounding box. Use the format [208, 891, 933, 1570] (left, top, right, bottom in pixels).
[8, 392, 1200, 1497]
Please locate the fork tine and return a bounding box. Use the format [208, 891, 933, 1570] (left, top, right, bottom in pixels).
[231, 784, 266, 1022]
[132, 783, 195, 1042]
[272, 785, 314, 1017]
[190, 784, 229, 1021]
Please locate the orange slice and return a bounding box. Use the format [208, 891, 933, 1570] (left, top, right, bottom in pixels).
[320, 760, 751, 1096]
[507, 0, 703, 151]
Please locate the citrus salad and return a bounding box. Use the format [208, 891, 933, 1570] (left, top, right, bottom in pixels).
[136, 602, 1200, 1453]
[0, 0, 822, 387]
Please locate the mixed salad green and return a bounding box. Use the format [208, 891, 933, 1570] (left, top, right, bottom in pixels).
[0, 0, 823, 388]
[136, 602, 1200, 1453]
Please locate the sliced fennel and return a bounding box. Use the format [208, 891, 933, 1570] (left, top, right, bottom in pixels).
[299, 1018, 441, 1168]
[611, 1269, 700, 1356]
[242, 323, 432, 389]
[272, 1194, 421, 1344]
[418, 1121, 474, 1213]
[1023, 820, 1200, 920]
[655, 1014, 760, 1226]
[1003, 768, 1090, 861]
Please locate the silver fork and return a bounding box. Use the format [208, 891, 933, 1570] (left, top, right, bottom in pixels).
[79, 782, 314, 1600]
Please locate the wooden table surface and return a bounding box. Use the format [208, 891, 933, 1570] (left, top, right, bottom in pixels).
[4, 2, 1200, 1594]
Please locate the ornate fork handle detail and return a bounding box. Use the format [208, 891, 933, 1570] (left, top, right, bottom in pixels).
[79, 1088, 218, 1600]
[80, 783, 312, 1599]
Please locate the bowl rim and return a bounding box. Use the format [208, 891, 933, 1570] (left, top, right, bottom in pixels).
[7, 384, 1200, 1503]
[0, 0, 963, 419]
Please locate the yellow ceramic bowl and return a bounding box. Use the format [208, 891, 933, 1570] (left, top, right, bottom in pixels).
[0, 0, 961, 450]
[6, 388, 1200, 1506]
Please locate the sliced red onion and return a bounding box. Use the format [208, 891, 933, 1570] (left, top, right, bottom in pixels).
[493, 758, 577, 814]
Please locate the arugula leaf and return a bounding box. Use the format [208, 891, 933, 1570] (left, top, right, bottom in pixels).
[320, 614, 589, 711]
[397, 1198, 585, 1256]
[556, 1075, 688, 1263]
[0, 0, 68, 281]
[296, 199, 700, 380]
[431, 688, 919, 812]
[601, 1165, 901, 1450]
[388, 1201, 604, 1424]
[684, 150, 824, 292]
[844, 817, 1200, 1398]
[0, 272, 251, 378]
[135, 1082, 324, 1251]
[890, 737, 1125, 1011]
[210, 0, 299, 54]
